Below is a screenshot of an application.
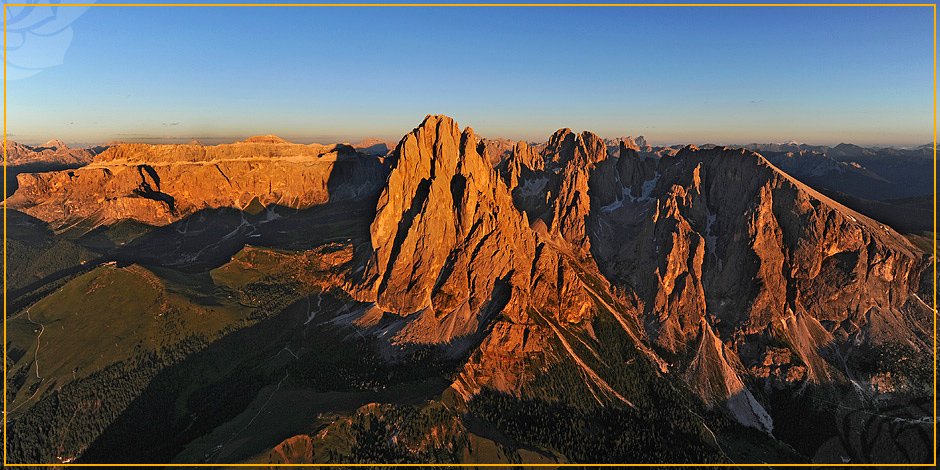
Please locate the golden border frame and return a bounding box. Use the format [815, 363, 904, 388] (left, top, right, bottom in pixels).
[1, 2, 937, 467]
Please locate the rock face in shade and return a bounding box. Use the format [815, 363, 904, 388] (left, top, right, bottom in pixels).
[584, 144, 928, 404]
[8, 138, 386, 228]
[490, 126, 929, 424]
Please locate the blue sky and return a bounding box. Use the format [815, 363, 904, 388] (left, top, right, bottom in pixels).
[5, 2, 935, 147]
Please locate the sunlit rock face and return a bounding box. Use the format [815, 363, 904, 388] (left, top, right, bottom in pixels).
[364, 115, 537, 349]
[9, 138, 386, 228]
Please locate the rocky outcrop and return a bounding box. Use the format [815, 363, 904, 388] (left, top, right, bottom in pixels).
[358, 115, 537, 355]
[500, 128, 610, 253]
[478, 137, 516, 166]
[9, 138, 386, 229]
[354, 117, 645, 403]
[685, 319, 773, 432]
[435, 121, 929, 421]
[5, 140, 105, 167]
[590, 144, 929, 402]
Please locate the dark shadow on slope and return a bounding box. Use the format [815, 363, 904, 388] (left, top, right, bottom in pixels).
[109, 199, 376, 272]
[358, 142, 391, 156]
[764, 381, 932, 464]
[74, 290, 461, 464]
[324, 146, 387, 204]
[9, 149, 386, 309]
[74, 295, 321, 463]
[6, 210, 106, 314]
[816, 189, 933, 235]
[7, 196, 379, 316]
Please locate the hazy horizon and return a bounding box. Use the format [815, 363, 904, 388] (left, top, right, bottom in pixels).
[8, 4, 934, 148]
[7, 127, 935, 151]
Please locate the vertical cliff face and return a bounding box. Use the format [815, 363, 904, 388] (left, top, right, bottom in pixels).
[364, 115, 538, 349]
[490, 124, 930, 423]
[361, 117, 658, 402]
[493, 127, 928, 418]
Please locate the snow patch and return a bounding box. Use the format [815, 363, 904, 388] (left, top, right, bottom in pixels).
[518, 177, 549, 198]
[304, 293, 323, 325]
[622, 171, 661, 203]
[704, 209, 721, 271]
[727, 387, 774, 433]
[601, 198, 623, 213]
[640, 172, 660, 199]
[260, 206, 282, 224]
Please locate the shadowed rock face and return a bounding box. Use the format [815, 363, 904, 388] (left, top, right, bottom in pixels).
[495, 132, 929, 417]
[580, 144, 927, 402]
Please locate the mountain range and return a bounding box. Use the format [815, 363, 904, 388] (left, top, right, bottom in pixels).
[4, 115, 934, 465]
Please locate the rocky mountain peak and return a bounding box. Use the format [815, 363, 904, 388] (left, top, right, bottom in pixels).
[542, 128, 608, 168]
[364, 115, 535, 349]
[243, 134, 290, 144]
[40, 139, 68, 149]
[620, 137, 640, 151]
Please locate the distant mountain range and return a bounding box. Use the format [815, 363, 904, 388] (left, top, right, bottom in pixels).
[9, 136, 931, 203]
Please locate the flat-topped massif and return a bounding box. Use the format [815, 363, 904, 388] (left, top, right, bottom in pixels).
[9, 136, 386, 228]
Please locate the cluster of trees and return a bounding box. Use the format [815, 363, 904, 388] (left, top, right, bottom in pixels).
[6, 306, 287, 465]
[466, 389, 725, 464]
[238, 277, 304, 318]
[288, 328, 464, 393]
[847, 342, 932, 393]
[319, 406, 467, 464]
[6, 337, 207, 464]
[478, 305, 735, 463]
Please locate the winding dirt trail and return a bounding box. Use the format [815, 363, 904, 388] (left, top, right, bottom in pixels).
[25, 306, 45, 379]
[8, 307, 48, 416]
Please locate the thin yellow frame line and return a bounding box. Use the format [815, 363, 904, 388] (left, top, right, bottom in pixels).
[925, 0, 936, 462]
[2, 2, 937, 468]
[2, 3, 939, 6]
[3, 3, 7, 468]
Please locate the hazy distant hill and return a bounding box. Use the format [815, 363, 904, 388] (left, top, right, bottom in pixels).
[4, 140, 110, 198]
[746, 142, 932, 201]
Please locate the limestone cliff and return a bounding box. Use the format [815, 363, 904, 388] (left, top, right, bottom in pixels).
[9, 139, 385, 229]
